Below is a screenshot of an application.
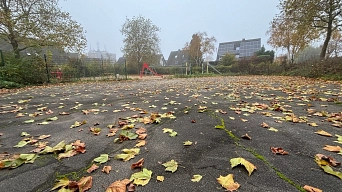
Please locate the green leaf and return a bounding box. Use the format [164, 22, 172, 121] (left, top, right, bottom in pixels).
[335, 134, 342, 144]
[39, 146, 53, 154]
[37, 121, 50, 125]
[14, 140, 29, 148]
[191, 174, 203, 182]
[114, 148, 140, 161]
[19, 154, 38, 163]
[20, 132, 30, 137]
[120, 130, 138, 140]
[93, 154, 109, 164]
[230, 157, 257, 176]
[268, 127, 278, 132]
[24, 119, 35, 123]
[51, 177, 70, 191]
[52, 141, 66, 151]
[46, 116, 58, 121]
[162, 128, 177, 137]
[162, 159, 178, 173]
[130, 168, 152, 186]
[169, 131, 177, 137]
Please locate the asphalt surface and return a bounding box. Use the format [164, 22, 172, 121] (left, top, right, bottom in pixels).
[0, 76, 341, 192]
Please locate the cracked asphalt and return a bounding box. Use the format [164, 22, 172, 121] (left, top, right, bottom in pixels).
[0, 76, 342, 192]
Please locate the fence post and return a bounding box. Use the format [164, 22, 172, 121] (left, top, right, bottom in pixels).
[0, 50, 4, 66]
[44, 54, 50, 83]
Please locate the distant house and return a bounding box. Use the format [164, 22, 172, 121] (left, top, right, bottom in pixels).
[217, 38, 261, 60]
[151, 54, 166, 66]
[87, 49, 116, 64]
[166, 49, 188, 66]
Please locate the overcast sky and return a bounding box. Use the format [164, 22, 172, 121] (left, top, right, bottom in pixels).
[59, 0, 280, 59]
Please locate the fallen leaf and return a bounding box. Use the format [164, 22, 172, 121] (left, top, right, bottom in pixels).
[130, 168, 152, 186]
[183, 141, 193, 146]
[307, 122, 318, 127]
[102, 166, 112, 174]
[191, 174, 202, 182]
[323, 145, 342, 152]
[314, 130, 332, 137]
[131, 158, 144, 169]
[230, 157, 256, 176]
[21, 132, 30, 137]
[135, 140, 146, 147]
[87, 164, 99, 173]
[162, 159, 178, 173]
[38, 134, 51, 140]
[138, 133, 147, 139]
[51, 177, 70, 191]
[127, 183, 135, 192]
[217, 174, 240, 191]
[77, 176, 92, 192]
[303, 185, 322, 192]
[315, 154, 340, 167]
[93, 154, 109, 164]
[106, 179, 130, 192]
[261, 122, 269, 128]
[115, 148, 140, 162]
[14, 140, 29, 148]
[315, 154, 342, 179]
[156, 176, 164, 182]
[24, 119, 35, 123]
[241, 134, 251, 140]
[267, 127, 278, 132]
[270, 147, 289, 155]
[135, 127, 146, 134]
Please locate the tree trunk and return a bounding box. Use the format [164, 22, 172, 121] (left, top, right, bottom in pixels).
[10, 39, 20, 59]
[320, 19, 333, 59]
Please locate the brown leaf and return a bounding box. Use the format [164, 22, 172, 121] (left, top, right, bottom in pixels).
[314, 130, 332, 137]
[138, 133, 147, 140]
[38, 134, 51, 140]
[135, 127, 146, 134]
[0, 132, 3, 136]
[72, 140, 86, 153]
[303, 185, 322, 192]
[87, 164, 99, 173]
[106, 179, 131, 192]
[315, 154, 341, 167]
[261, 122, 269, 128]
[102, 166, 112, 174]
[46, 110, 54, 115]
[191, 119, 196, 123]
[77, 176, 93, 192]
[323, 145, 342, 152]
[131, 158, 144, 169]
[241, 133, 251, 140]
[270, 147, 289, 155]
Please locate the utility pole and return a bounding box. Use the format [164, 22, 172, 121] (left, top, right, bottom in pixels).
[44, 54, 50, 83]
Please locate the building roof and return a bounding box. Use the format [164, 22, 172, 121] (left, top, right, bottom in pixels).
[166, 50, 188, 66]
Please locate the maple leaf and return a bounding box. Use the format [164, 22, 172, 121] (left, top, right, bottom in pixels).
[87, 164, 99, 173]
[138, 133, 147, 139]
[93, 154, 109, 164]
[162, 159, 178, 173]
[131, 158, 144, 169]
[77, 176, 92, 192]
[303, 185, 322, 192]
[130, 168, 152, 186]
[72, 140, 86, 153]
[118, 130, 138, 142]
[230, 157, 257, 176]
[135, 140, 146, 147]
[51, 177, 70, 191]
[105, 179, 131, 192]
[102, 166, 112, 174]
[163, 128, 177, 137]
[191, 174, 202, 182]
[315, 154, 342, 179]
[135, 127, 146, 134]
[270, 147, 289, 155]
[314, 130, 332, 137]
[217, 174, 240, 191]
[115, 148, 140, 162]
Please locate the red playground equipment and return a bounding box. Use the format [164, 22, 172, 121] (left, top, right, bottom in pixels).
[140, 63, 162, 78]
[51, 68, 63, 79]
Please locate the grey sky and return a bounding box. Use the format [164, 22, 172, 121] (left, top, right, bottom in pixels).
[59, 0, 280, 58]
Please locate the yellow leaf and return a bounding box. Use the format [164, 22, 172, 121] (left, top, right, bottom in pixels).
[51, 177, 70, 190]
[135, 140, 146, 147]
[307, 122, 318, 127]
[314, 130, 332, 137]
[191, 174, 202, 182]
[183, 141, 193, 146]
[130, 168, 152, 186]
[230, 157, 257, 176]
[162, 159, 178, 173]
[217, 174, 240, 191]
[156, 176, 164, 182]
